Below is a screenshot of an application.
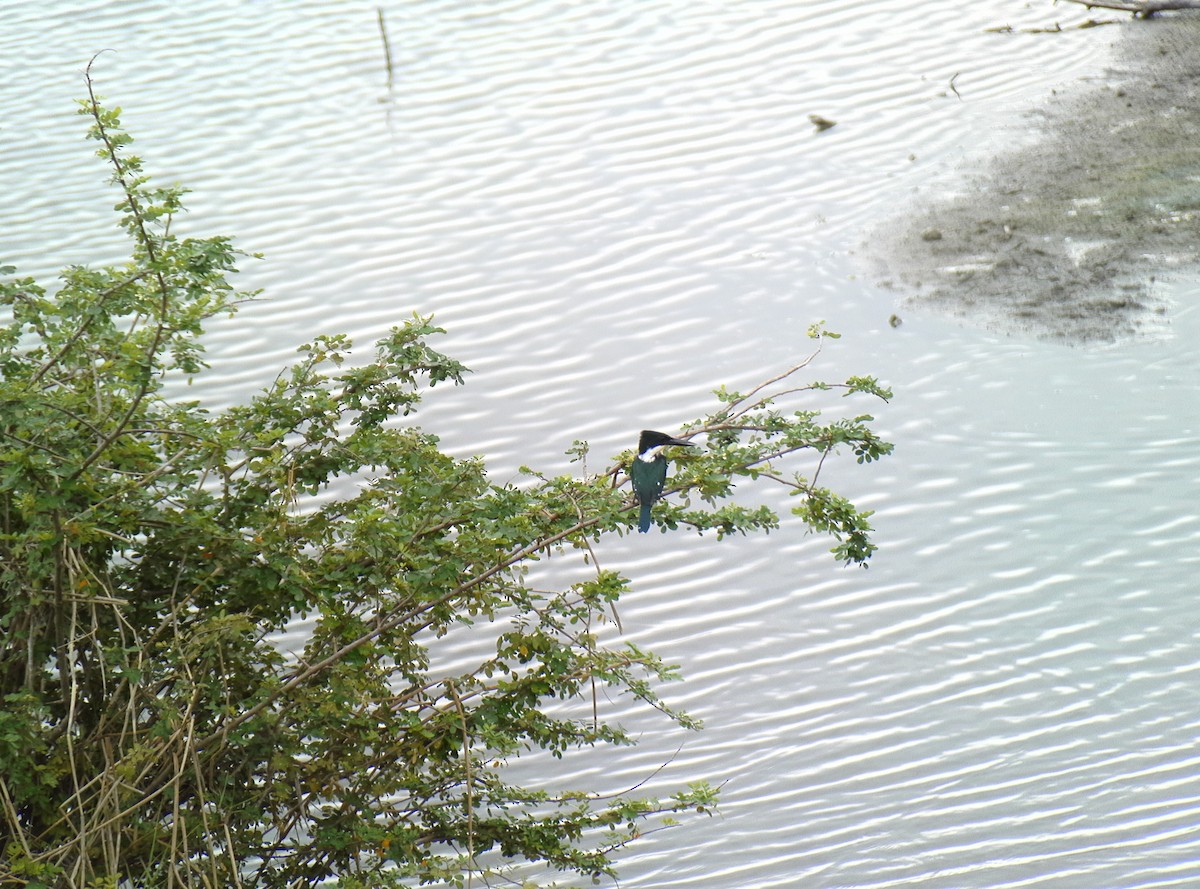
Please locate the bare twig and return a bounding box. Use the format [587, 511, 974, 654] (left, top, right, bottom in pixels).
[377, 8, 394, 88]
[1063, 0, 1200, 13]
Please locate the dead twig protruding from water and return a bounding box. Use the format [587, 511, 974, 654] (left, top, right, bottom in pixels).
[377, 7, 394, 88]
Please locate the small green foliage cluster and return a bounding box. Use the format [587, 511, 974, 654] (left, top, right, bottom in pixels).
[0, 70, 891, 889]
[668, 337, 893, 561]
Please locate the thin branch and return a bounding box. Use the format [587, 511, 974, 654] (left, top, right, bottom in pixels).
[721, 346, 822, 416]
[447, 680, 475, 888]
[70, 55, 175, 483]
[1062, 0, 1200, 12]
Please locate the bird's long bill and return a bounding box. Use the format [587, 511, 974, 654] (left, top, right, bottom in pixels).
[665, 437, 696, 448]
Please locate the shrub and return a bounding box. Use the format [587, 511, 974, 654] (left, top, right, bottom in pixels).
[0, 63, 891, 889]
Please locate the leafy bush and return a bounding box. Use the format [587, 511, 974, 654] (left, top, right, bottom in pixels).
[0, 64, 891, 889]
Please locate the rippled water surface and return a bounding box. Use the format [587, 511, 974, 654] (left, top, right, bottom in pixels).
[6, 2, 1200, 886]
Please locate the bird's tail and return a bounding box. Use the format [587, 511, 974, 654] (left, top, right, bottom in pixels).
[638, 502, 652, 533]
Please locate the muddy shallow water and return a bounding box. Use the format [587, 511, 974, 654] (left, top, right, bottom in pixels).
[877, 14, 1200, 343]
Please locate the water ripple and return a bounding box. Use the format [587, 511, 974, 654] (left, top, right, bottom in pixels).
[6, 1, 1200, 887]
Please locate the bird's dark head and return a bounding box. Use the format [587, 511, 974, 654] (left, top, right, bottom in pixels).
[638, 429, 696, 456]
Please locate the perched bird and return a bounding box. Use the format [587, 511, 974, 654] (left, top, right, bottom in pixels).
[631, 430, 696, 533]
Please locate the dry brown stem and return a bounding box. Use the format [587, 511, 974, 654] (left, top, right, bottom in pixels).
[1063, 0, 1200, 13]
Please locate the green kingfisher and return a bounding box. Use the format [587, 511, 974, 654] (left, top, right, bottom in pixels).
[631, 430, 696, 533]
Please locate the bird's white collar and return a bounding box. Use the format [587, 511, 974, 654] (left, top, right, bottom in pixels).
[638, 446, 665, 462]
